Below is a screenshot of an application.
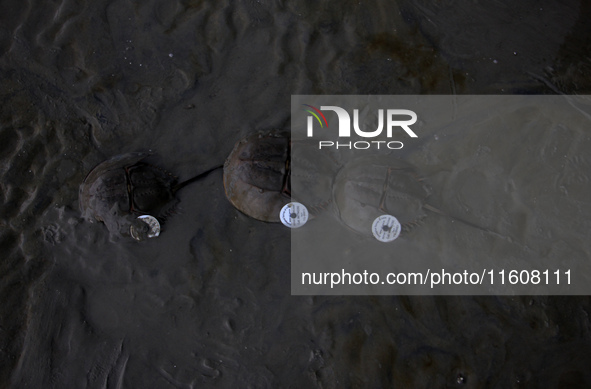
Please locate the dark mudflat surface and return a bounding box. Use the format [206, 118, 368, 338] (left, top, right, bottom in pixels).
[1, 0, 591, 387]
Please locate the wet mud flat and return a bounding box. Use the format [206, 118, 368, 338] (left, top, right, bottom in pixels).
[1, 0, 591, 387]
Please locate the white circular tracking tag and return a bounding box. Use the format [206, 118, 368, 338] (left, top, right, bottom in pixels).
[130, 215, 161, 241]
[372, 215, 401, 242]
[280, 202, 309, 228]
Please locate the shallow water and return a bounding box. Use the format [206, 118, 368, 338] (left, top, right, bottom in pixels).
[1, 0, 591, 387]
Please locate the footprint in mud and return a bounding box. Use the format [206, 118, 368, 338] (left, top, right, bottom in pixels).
[41, 223, 64, 245]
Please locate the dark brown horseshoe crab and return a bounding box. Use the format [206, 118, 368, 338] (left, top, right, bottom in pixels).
[223, 132, 290, 222]
[80, 152, 220, 238]
[79, 152, 177, 237]
[223, 132, 340, 223]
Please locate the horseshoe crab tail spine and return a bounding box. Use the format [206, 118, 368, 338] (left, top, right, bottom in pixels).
[422, 203, 516, 243]
[172, 165, 223, 193]
[282, 144, 291, 197]
[125, 166, 134, 212]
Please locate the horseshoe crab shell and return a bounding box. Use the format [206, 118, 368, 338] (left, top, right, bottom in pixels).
[79, 152, 177, 236]
[223, 132, 290, 222]
[333, 155, 431, 237]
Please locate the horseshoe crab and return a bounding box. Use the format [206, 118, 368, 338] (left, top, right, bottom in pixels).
[80, 152, 220, 239]
[333, 155, 510, 241]
[333, 155, 430, 237]
[223, 132, 339, 223]
[223, 132, 290, 222]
